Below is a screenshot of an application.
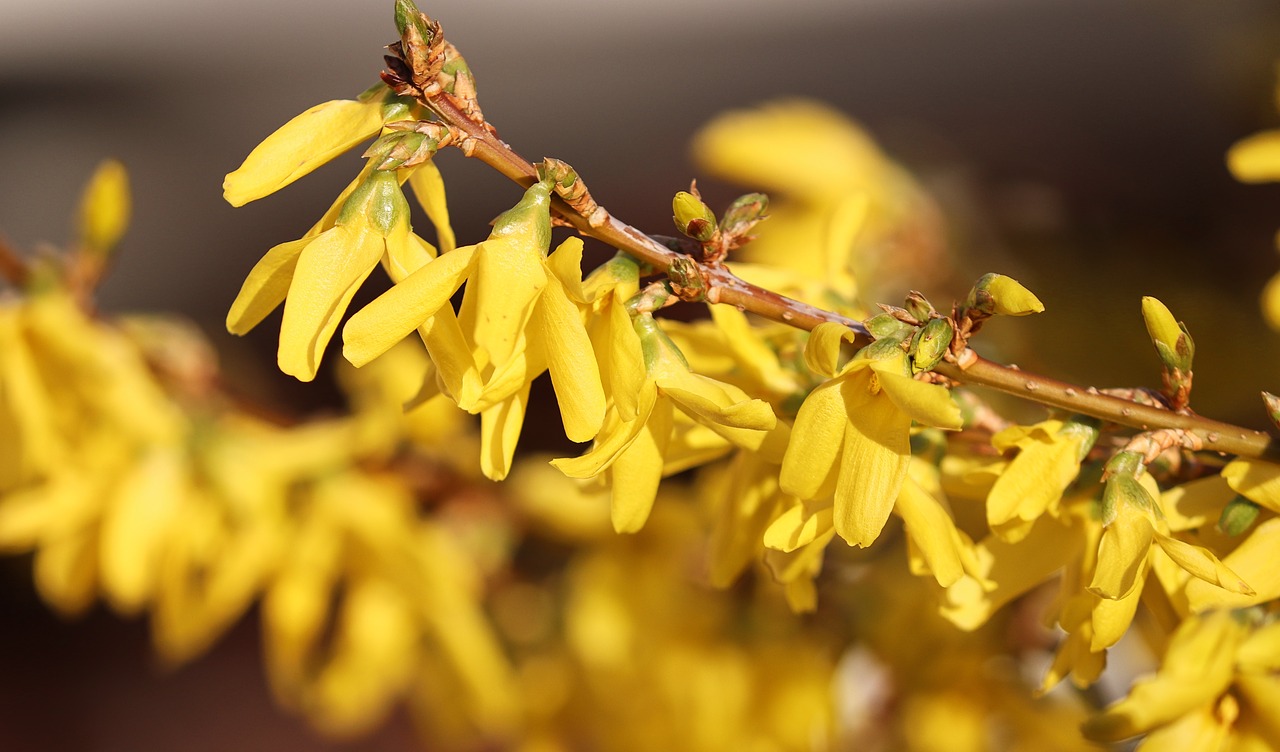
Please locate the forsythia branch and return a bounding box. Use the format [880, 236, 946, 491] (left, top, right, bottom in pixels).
[391, 3, 1279, 461]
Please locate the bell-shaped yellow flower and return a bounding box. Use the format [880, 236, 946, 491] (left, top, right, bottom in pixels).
[985, 417, 1098, 542]
[551, 312, 777, 533]
[779, 323, 962, 548]
[343, 179, 607, 477]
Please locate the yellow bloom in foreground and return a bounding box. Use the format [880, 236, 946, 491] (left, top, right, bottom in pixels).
[780, 323, 962, 547]
[343, 180, 606, 478]
[552, 313, 777, 533]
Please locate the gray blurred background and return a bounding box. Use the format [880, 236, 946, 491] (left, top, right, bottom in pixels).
[3, 0, 1280, 748]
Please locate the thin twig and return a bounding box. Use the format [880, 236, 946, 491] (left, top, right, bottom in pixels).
[399, 19, 1280, 462]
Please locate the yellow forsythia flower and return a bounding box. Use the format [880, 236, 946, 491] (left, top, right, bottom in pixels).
[552, 312, 777, 533]
[780, 323, 962, 548]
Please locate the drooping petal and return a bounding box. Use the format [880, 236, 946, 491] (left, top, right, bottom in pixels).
[593, 294, 645, 421]
[407, 161, 455, 253]
[873, 367, 962, 429]
[764, 500, 834, 553]
[479, 383, 530, 481]
[226, 237, 308, 335]
[552, 383, 658, 479]
[533, 275, 605, 443]
[779, 379, 846, 500]
[658, 375, 777, 433]
[279, 225, 386, 381]
[1154, 531, 1254, 595]
[895, 473, 966, 587]
[608, 397, 672, 533]
[459, 237, 547, 369]
[1186, 518, 1280, 611]
[342, 244, 477, 368]
[1089, 505, 1154, 600]
[833, 390, 912, 547]
[224, 99, 385, 206]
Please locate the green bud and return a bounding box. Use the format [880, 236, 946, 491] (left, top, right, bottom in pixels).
[904, 290, 934, 322]
[673, 191, 718, 242]
[1141, 296, 1194, 373]
[865, 312, 914, 341]
[363, 130, 437, 171]
[720, 192, 769, 233]
[1263, 392, 1280, 431]
[909, 317, 953, 373]
[1218, 495, 1261, 536]
[966, 273, 1045, 317]
[394, 0, 434, 43]
[857, 337, 907, 363]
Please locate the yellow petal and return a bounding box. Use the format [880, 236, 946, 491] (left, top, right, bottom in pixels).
[804, 322, 857, 378]
[779, 379, 846, 499]
[343, 244, 477, 368]
[224, 99, 384, 206]
[1154, 531, 1254, 595]
[658, 375, 777, 432]
[1089, 506, 1154, 600]
[834, 385, 911, 548]
[462, 236, 548, 369]
[1090, 587, 1143, 651]
[407, 161, 456, 253]
[873, 368, 962, 429]
[1228, 130, 1280, 183]
[986, 435, 1083, 541]
[479, 384, 530, 481]
[278, 224, 385, 381]
[226, 237, 307, 335]
[1222, 458, 1280, 514]
[552, 383, 658, 479]
[895, 474, 965, 586]
[594, 296, 645, 421]
[763, 501, 834, 553]
[534, 275, 605, 443]
[609, 398, 672, 533]
[99, 448, 184, 614]
[1186, 518, 1280, 611]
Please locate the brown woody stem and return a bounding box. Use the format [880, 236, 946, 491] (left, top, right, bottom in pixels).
[412, 52, 1280, 462]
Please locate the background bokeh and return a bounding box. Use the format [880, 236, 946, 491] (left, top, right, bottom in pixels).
[3, 0, 1280, 748]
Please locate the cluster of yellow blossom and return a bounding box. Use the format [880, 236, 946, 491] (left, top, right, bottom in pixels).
[9, 14, 1280, 745]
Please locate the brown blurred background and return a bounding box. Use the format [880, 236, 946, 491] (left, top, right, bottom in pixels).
[3, 0, 1280, 748]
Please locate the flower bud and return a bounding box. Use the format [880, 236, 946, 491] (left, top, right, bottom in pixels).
[719, 192, 768, 235]
[965, 273, 1044, 317]
[672, 191, 718, 242]
[910, 317, 953, 373]
[904, 290, 934, 323]
[77, 159, 130, 256]
[1141, 296, 1193, 373]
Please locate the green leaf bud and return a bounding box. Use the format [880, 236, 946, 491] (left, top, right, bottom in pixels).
[865, 312, 914, 341]
[720, 192, 768, 234]
[910, 317, 953, 373]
